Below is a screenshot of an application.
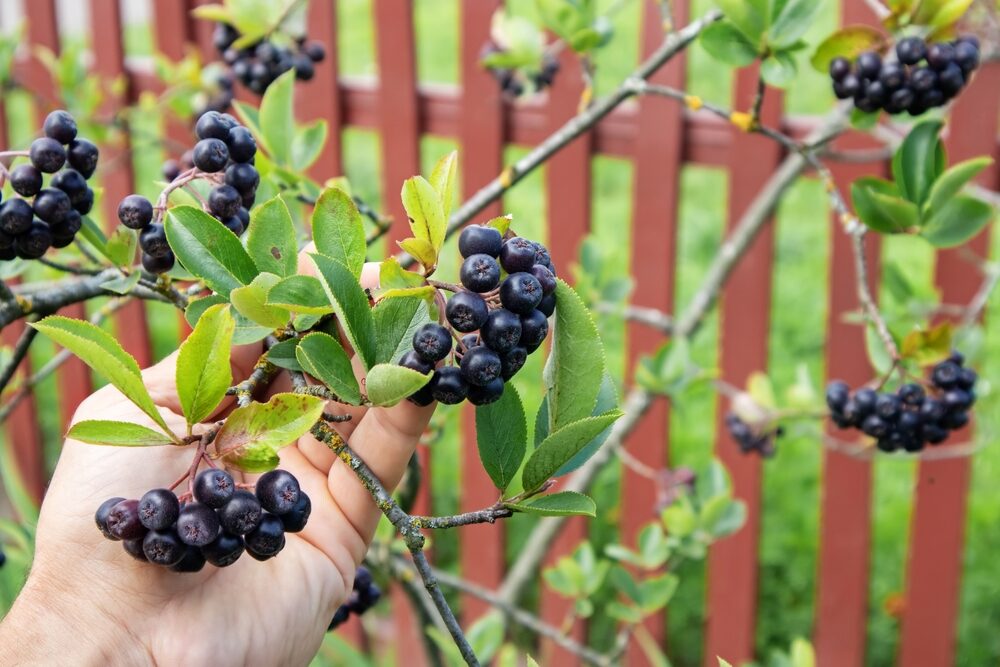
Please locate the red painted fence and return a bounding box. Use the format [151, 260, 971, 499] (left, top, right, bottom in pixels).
[1, 2, 999, 666]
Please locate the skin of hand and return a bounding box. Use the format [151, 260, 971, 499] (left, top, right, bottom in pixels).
[0, 260, 435, 666]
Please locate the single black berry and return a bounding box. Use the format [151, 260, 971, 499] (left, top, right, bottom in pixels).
[875, 393, 901, 420]
[15, 221, 53, 259]
[29, 137, 66, 173]
[74, 188, 95, 215]
[43, 110, 77, 144]
[932, 360, 961, 388]
[429, 366, 468, 405]
[937, 63, 965, 96]
[140, 223, 171, 258]
[138, 488, 180, 530]
[446, 291, 489, 332]
[412, 323, 453, 363]
[459, 345, 501, 386]
[219, 489, 263, 535]
[194, 468, 236, 508]
[0, 199, 34, 236]
[10, 165, 42, 197]
[123, 538, 148, 562]
[896, 37, 926, 65]
[143, 529, 186, 566]
[501, 346, 527, 380]
[855, 52, 881, 79]
[176, 503, 221, 546]
[117, 194, 154, 229]
[500, 272, 543, 314]
[33, 188, 71, 224]
[399, 349, 433, 374]
[193, 138, 229, 172]
[196, 110, 236, 141]
[202, 532, 245, 567]
[878, 63, 905, 91]
[499, 237, 536, 273]
[304, 41, 326, 63]
[256, 469, 301, 515]
[468, 377, 504, 406]
[171, 545, 208, 572]
[67, 139, 99, 178]
[225, 162, 259, 195]
[481, 308, 522, 354]
[50, 169, 88, 206]
[107, 499, 148, 541]
[829, 57, 851, 81]
[833, 73, 860, 99]
[460, 254, 501, 292]
[407, 383, 435, 407]
[458, 225, 503, 258]
[954, 40, 979, 73]
[280, 492, 311, 533]
[519, 309, 549, 350]
[96, 496, 126, 540]
[531, 264, 556, 295]
[825, 381, 850, 412]
[222, 215, 244, 236]
[537, 293, 556, 317]
[209, 185, 242, 219]
[227, 126, 256, 163]
[956, 368, 977, 391]
[142, 251, 175, 274]
[293, 55, 315, 80]
[898, 383, 925, 405]
[926, 42, 956, 70]
[244, 513, 286, 559]
[920, 397, 947, 422]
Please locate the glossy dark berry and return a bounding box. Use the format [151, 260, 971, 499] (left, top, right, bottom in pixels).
[193, 138, 229, 172]
[30, 137, 66, 173]
[162, 159, 181, 182]
[896, 37, 926, 65]
[176, 503, 221, 546]
[833, 73, 860, 99]
[194, 468, 236, 508]
[123, 538, 148, 562]
[293, 55, 315, 80]
[227, 126, 257, 163]
[96, 496, 126, 540]
[937, 63, 965, 95]
[196, 110, 235, 141]
[501, 346, 527, 380]
[0, 199, 34, 236]
[954, 40, 979, 73]
[458, 225, 503, 258]
[43, 110, 77, 144]
[117, 194, 154, 229]
[304, 41, 326, 62]
[878, 63, 905, 91]
[853, 388, 877, 416]
[219, 490, 263, 535]
[74, 188, 95, 215]
[531, 264, 557, 295]
[500, 272, 543, 314]
[67, 139, 99, 178]
[446, 291, 489, 332]
[855, 52, 881, 79]
[429, 366, 468, 405]
[909, 67, 936, 92]
[244, 513, 286, 558]
[33, 188, 71, 224]
[138, 488, 180, 530]
[537, 292, 556, 317]
[280, 492, 311, 532]
[208, 185, 242, 220]
[481, 308, 522, 354]
[329, 605, 350, 630]
[932, 360, 961, 388]
[468, 377, 504, 406]
[829, 57, 851, 81]
[460, 254, 501, 292]
[107, 499, 148, 541]
[10, 165, 42, 197]
[825, 381, 850, 412]
[399, 349, 433, 374]
[519, 309, 549, 350]
[139, 223, 171, 260]
[143, 529, 186, 566]
[459, 345, 501, 386]
[926, 42, 955, 70]
[898, 383, 924, 406]
[875, 393, 901, 420]
[956, 368, 977, 391]
[202, 532, 245, 567]
[407, 383, 435, 407]
[412, 323, 453, 363]
[920, 397, 947, 422]
[225, 162, 259, 195]
[15, 221, 53, 259]
[171, 545, 207, 572]
[943, 410, 969, 430]
[499, 237, 536, 273]
[222, 215, 244, 236]
[861, 415, 889, 438]
[943, 389, 973, 411]
[256, 469, 301, 515]
[51, 169, 88, 205]
[142, 251, 175, 274]
[887, 87, 915, 114]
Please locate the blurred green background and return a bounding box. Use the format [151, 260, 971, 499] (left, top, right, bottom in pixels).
[0, 1, 998, 665]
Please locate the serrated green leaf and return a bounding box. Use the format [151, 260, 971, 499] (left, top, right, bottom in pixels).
[401, 176, 446, 253]
[291, 119, 328, 171]
[809, 25, 883, 73]
[77, 214, 111, 261]
[373, 295, 430, 365]
[476, 384, 527, 492]
[924, 156, 993, 215]
[310, 253, 378, 370]
[176, 304, 235, 426]
[31, 317, 173, 436]
[312, 187, 366, 279]
[920, 194, 993, 248]
[554, 372, 618, 475]
[893, 120, 945, 206]
[185, 294, 228, 328]
[701, 20, 759, 66]
[429, 151, 458, 220]
[67, 420, 175, 446]
[259, 69, 295, 165]
[266, 274, 334, 314]
[218, 393, 325, 472]
[165, 206, 258, 297]
[505, 491, 596, 517]
[266, 338, 302, 371]
[522, 410, 623, 493]
[295, 332, 362, 405]
[364, 363, 431, 407]
[397, 236, 438, 273]
[100, 271, 141, 295]
[379, 257, 426, 291]
[106, 226, 137, 266]
[247, 195, 297, 277]
[230, 272, 290, 328]
[485, 215, 512, 236]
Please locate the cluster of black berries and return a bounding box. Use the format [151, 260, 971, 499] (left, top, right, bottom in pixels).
[481, 42, 559, 98]
[401, 225, 557, 407]
[95, 468, 310, 570]
[120, 111, 258, 274]
[724, 414, 782, 457]
[0, 110, 98, 261]
[830, 35, 980, 115]
[214, 23, 326, 95]
[826, 352, 977, 453]
[195, 70, 237, 120]
[328, 566, 382, 630]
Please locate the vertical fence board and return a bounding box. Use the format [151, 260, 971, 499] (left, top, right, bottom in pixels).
[371, 3, 427, 664]
[90, 0, 152, 369]
[458, 0, 506, 624]
[538, 42, 594, 667]
[898, 63, 1000, 667]
[299, 0, 342, 180]
[624, 2, 689, 662]
[703, 68, 782, 665]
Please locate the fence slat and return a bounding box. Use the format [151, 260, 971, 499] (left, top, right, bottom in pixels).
[299, 0, 342, 180]
[457, 0, 506, 624]
[703, 67, 782, 665]
[898, 62, 1000, 667]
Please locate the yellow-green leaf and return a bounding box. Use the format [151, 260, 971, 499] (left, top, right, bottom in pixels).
[176, 304, 235, 425]
[67, 420, 175, 447]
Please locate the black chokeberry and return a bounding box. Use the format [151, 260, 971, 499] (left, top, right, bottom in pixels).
[280, 492, 311, 533]
[538, 292, 556, 318]
[460, 254, 501, 292]
[171, 545, 207, 572]
[107, 499, 148, 541]
[878, 63, 905, 91]
[468, 377, 504, 406]
[896, 37, 926, 65]
[304, 41, 326, 62]
[43, 110, 77, 144]
[227, 126, 256, 163]
[943, 389, 973, 411]
[74, 188, 95, 215]
[407, 383, 435, 407]
[855, 52, 881, 79]
[825, 380, 850, 412]
[938, 63, 964, 95]
[140, 223, 171, 258]
[481, 308, 522, 354]
[500, 346, 527, 380]
[256, 469, 301, 515]
[123, 538, 148, 562]
[458, 225, 502, 258]
[957, 368, 977, 391]
[15, 221, 53, 259]
[412, 323, 453, 363]
[142, 251, 175, 274]
[225, 162, 259, 194]
[833, 73, 860, 99]
[244, 514, 286, 559]
[219, 490, 263, 535]
[500, 272, 543, 314]
[208, 185, 242, 219]
[0, 199, 34, 236]
[531, 264, 556, 295]
[51, 169, 88, 206]
[117, 194, 154, 229]
[193, 138, 229, 172]
[499, 237, 536, 273]
[909, 67, 936, 92]
[853, 388, 877, 415]
[143, 529, 186, 566]
[293, 55, 315, 80]
[10, 165, 42, 197]
[519, 309, 549, 349]
[202, 532, 245, 567]
[222, 215, 244, 236]
[875, 393, 900, 419]
[446, 291, 489, 332]
[399, 349, 433, 374]
[920, 397, 947, 422]
[194, 468, 236, 508]
[176, 503, 221, 546]
[138, 488, 180, 530]
[329, 605, 350, 630]
[429, 366, 468, 405]
[33, 188, 71, 224]
[829, 57, 851, 81]
[898, 383, 924, 405]
[67, 139, 99, 179]
[954, 40, 979, 73]
[196, 110, 235, 141]
[96, 496, 126, 540]
[932, 360, 960, 388]
[29, 137, 66, 173]
[926, 42, 955, 70]
[459, 346, 501, 386]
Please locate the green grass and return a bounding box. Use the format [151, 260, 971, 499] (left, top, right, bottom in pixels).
[5, 3, 1000, 666]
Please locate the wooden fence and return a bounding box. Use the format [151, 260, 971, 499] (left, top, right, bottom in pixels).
[1, 1, 999, 665]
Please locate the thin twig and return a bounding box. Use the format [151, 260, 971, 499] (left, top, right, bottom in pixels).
[411, 505, 513, 529]
[0, 323, 38, 398]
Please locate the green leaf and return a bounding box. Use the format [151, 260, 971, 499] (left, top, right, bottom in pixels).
[100, 271, 141, 295]
[636, 573, 679, 613]
[466, 612, 505, 665]
[486, 215, 513, 236]
[310, 253, 378, 370]
[373, 295, 431, 365]
[291, 119, 328, 171]
[165, 206, 258, 297]
[716, 0, 768, 44]
[893, 119, 945, 206]
[77, 214, 111, 261]
[67, 420, 175, 446]
[106, 226, 137, 267]
[768, 0, 823, 49]
[506, 491, 596, 517]
[397, 236, 438, 272]
[246, 195, 298, 277]
[31, 317, 173, 436]
[218, 393, 325, 472]
[230, 272, 289, 329]
[401, 176, 446, 253]
[312, 187, 366, 279]
[924, 156, 993, 215]
[364, 364, 431, 407]
[920, 194, 994, 248]
[295, 332, 362, 405]
[0, 438, 38, 524]
[554, 372, 618, 476]
[429, 150, 458, 220]
[232, 100, 266, 152]
[522, 410, 623, 493]
[760, 51, 798, 88]
[259, 69, 295, 165]
[700, 20, 759, 66]
[662, 497, 697, 536]
[266, 339, 303, 371]
[901, 321, 953, 366]
[185, 294, 228, 328]
[809, 25, 884, 73]
[266, 274, 334, 314]
[476, 384, 527, 492]
[543, 279, 607, 432]
[176, 304, 235, 426]
[851, 177, 917, 234]
[379, 257, 426, 291]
